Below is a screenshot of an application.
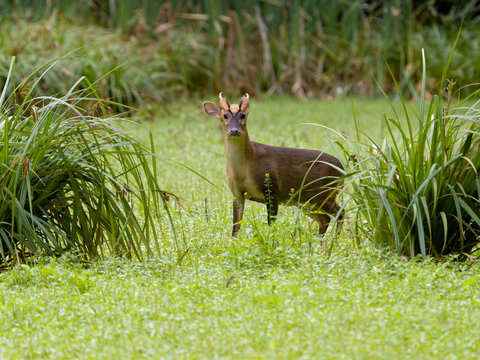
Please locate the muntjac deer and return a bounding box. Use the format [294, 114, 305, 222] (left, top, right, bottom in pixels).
[203, 93, 344, 237]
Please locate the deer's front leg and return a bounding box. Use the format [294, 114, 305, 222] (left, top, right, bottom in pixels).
[232, 195, 245, 237]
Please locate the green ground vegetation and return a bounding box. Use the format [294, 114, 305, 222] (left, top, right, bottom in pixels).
[2, 251, 480, 359]
[1, 97, 480, 359]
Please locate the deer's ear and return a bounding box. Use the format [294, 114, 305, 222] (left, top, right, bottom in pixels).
[203, 102, 221, 118]
[239, 94, 249, 112]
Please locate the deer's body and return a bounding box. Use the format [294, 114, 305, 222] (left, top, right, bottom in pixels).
[204, 93, 343, 237]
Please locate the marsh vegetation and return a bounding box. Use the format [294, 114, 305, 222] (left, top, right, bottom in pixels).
[1, 1, 480, 358]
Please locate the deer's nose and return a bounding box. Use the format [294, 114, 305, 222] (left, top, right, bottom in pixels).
[228, 128, 241, 136]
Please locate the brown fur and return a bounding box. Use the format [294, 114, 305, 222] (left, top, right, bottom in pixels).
[204, 93, 343, 237]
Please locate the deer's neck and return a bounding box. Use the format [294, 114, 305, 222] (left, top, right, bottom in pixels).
[224, 132, 254, 173]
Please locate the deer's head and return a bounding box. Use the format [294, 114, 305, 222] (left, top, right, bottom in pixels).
[204, 93, 250, 138]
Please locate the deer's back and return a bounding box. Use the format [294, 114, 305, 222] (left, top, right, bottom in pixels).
[251, 142, 343, 205]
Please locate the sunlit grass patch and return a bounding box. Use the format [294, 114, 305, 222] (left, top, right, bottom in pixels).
[2, 248, 480, 359]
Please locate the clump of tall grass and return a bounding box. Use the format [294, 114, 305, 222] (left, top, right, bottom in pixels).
[0, 58, 171, 265]
[339, 47, 480, 259]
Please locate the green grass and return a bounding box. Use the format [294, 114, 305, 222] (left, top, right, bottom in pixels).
[2, 97, 480, 358]
[0, 16, 179, 108]
[2, 247, 480, 359]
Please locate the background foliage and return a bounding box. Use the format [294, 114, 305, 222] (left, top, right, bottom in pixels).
[1, 0, 479, 107]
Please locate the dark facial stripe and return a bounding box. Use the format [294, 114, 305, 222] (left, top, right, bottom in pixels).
[228, 110, 244, 119]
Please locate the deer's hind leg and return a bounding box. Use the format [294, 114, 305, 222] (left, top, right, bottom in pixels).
[308, 199, 344, 236]
[308, 212, 331, 236]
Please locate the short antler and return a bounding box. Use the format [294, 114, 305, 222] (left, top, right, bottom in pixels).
[239, 93, 249, 112]
[219, 92, 230, 111]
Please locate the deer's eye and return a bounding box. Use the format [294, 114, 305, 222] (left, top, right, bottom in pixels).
[240, 114, 246, 120]
[223, 114, 228, 119]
